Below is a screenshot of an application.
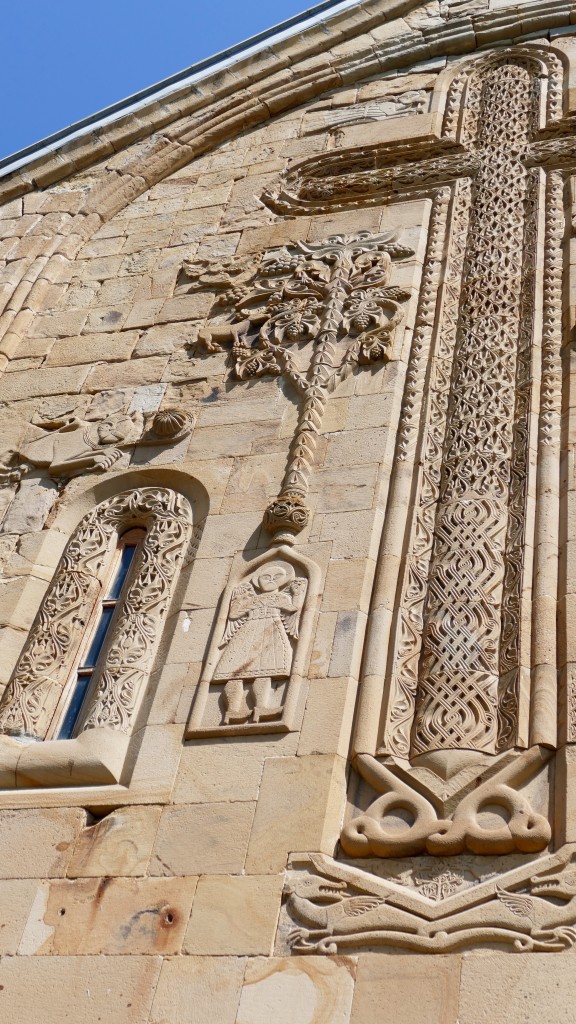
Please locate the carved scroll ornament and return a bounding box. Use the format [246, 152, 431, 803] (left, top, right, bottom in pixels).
[0, 487, 193, 740]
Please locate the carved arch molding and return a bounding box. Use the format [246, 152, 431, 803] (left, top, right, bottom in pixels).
[278, 47, 576, 954]
[0, 486, 193, 740]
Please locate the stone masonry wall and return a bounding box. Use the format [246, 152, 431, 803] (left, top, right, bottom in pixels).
[1, 1, 576, 1022]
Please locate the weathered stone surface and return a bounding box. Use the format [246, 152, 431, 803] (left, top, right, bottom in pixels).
[237, 956, 356, 1024]
[184, 874, 283, 955]
[246, 755, 346, 873]
[458, 953, 576, 1024]
[18, 875, 197, 955]
[149, 956, 246, 1024]
[351, 954, 460, 1024]
[150, 802, 255, 875]
[173, 735, 298, 803]
[67, 806, 162, 877]
[0, 879, 39, 953]
[0, 955, 162, 1024]
[0, 808, 85, 878]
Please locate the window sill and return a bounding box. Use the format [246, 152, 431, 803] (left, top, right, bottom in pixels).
[0, 728, 129, 789]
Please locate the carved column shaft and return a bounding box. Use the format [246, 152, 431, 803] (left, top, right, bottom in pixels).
[412, 64, 537, 755]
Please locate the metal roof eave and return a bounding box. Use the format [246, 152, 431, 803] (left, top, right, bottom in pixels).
[0, 0, 362, 178]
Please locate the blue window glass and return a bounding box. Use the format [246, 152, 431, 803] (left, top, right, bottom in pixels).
[57, 535, 142, 740]
[58, 672, 93, 741]
[106, 544, 137, 599]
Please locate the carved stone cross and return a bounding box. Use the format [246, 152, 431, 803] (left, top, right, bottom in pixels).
[264, 44, 569, 851]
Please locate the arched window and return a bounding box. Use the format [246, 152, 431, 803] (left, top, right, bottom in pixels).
[0, 487, 193, 777]
[51, 527, 147, 741]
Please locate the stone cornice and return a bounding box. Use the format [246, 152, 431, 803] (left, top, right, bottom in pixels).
[1, 0, 574, 209]
[0, 0, 574, 376]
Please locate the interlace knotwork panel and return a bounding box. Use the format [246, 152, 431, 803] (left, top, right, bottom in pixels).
[313, 49, 566, 864]
[0, 487, 193, 739]
[412, 62, 538, 756]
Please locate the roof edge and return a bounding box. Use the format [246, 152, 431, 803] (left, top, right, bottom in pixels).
[0, 0, 361, 178]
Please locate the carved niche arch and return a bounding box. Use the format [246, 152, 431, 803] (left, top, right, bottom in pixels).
[0, 485, 194, 788]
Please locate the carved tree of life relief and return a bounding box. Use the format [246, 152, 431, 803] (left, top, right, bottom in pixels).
[184, 221, 415, 734]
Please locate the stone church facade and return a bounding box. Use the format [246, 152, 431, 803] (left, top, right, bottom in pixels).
[0, 0, 576, 1019]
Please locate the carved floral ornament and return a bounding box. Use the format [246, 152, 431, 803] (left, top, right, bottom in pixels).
[0, 487, 193, 786]
[182, 234, 412, 733]
[181, 230, 414, 544]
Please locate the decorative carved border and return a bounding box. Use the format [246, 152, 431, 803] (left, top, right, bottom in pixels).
[0, 486, 193, 789]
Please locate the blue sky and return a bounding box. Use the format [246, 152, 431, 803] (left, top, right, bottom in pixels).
[1, 0, 326, 161]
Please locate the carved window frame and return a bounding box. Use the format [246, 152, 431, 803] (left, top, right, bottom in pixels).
[0, 486, 193, 789]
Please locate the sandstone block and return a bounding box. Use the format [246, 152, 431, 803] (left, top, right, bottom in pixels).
[320, 509, 382, 560]
[83, 355, 169, 392]
[198, 394, 287, 428]
[0, 477, 57, 536]
[351, 953, 460, 1024]
[0, 955, 161, 1024]
[310, 463, 378, 513]
[308, 611, 338, 679]
[328, 610, 368, 679]
[157, 292, 214, 324]
[184, 874, 283, 955]
[187, 422, 281, 460]
[173, 734, 298, 804]
[45, 330, 138, 366]
[321, 558, 375, 613]
[0, 880, 39, 954]
[236, 956, 356, 1024]
[67, 805, 162, 877]
[123, 298, 165, 329]
[245, 754, 346, 873]
[0, 808, 85, 878]
[28, 309, 89, 338]
[298, 677, 358, 757]
[18, 875, 196, 955]
[75, 254, 124, 280]
[198, 511, 264, 558]
[150, 956, 246, 1024]
[150, 801, 255, 875]
[0, 575, 49, 629]
[458, 952, 576, 1024]
[1, 364, 89, 401]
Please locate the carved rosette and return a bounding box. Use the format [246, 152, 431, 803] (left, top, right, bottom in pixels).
[0, 487, 194, 739]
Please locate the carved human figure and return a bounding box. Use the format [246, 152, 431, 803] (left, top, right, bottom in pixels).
[214, 561, 307, 693]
